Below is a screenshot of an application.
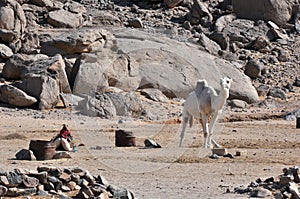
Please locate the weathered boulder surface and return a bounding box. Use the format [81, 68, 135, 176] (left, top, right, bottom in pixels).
[112, 29, 259, 103]
[15, 74, 60, 110]
[47, 9, 83, 28]
[0, 0, 26, 52]
[40, 28, 115, 56]
[0, 84, 37, 107]
[77, 93, 116, 119]
[71, 29, 259, 103]
[107, 92, 144, 117]
[232, 0, 292, 27]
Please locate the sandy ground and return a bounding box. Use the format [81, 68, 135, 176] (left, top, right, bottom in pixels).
[0, 93, 299, 199]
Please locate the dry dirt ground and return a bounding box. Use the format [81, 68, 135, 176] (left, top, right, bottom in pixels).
[0, 91, 299, 199]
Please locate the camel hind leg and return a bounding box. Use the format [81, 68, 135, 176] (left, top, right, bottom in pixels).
[179, 114, 190, 147]
[208, 111, 221, 148]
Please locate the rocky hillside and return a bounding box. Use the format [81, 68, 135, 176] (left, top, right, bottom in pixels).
[0, 0, 299, 118]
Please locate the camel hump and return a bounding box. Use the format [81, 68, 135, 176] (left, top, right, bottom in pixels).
[195, 79, 208, 95]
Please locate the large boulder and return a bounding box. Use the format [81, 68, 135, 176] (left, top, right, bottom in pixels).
[40, 28, 116, 56]
[232, 0, 292, 27]
[113, 29, 259, 103]
[77, 93, 116, 119]
[2, 54, 48, 80]
[107, 92, 144, 117]
[47, 9, 83, 28]
[0, 84, 37, 107]
[3, 54, 71, 94]
[71, 28, 259, 103]
[15, 74, 60, 110]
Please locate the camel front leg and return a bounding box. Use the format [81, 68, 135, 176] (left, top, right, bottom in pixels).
[208, 111, 221, 148]
[201, 114, 209, 148]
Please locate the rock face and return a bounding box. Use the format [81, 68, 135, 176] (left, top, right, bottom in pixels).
[232, 0, 292, 27]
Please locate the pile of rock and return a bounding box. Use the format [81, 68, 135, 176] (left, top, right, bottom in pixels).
[0, 166, 133, 198]
[234, 166, 300, 198]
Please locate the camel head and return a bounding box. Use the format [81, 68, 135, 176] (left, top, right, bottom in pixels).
[220, 77, 232, 90]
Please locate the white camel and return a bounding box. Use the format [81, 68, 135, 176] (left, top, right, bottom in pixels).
[179, 77, 232, 148]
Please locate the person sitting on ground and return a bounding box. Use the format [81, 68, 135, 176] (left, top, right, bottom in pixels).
[51, 124, 73, 151]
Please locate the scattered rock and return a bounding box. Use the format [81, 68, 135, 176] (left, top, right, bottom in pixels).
[244, 59, 265, 78]
[15, 149, 36, 160]
[267, 88, 287, 101]
[144, 139, 161, 148]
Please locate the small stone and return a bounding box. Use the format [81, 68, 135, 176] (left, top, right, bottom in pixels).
[250, 187, 272, 198]
[127, 18, 143, 28]
[212, 148, 227, 156]
[236, 150, 247, 156]
[289, 182, 300, 199]
[279, 175, 293, 186]
[22, 175, 39, 188]
[59, 172, 71, 183]
[209, 154, 219, 159]
[67, 181, 76, 190]
[0, 185, 8, 196]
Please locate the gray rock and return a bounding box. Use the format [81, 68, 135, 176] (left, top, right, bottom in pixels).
[15, 149, 36, 160]
[284, 108, 300, 121]
[53, 152, 72, 159]
[77, 93, 116, 119]
[253, 36, 270, 51]
[47, 9, 83, 28]
[229, 99, 247, 109]
[0, 44, 13, 59]
[250, 187, 272, 198]
[108, 92, 143, 117]
[113, 28, 259, 103]
[244, 59, 265, 78]
[40, 28, 114, 56]
[188, 0, 213, 26]
[144, 139, 161, 148]
[0, 84, 37, 107]
[164, 0, 183, 8]
[0, 0, 26, 51]
[209, 31, 229, 51]
[214, 14, 236, 32]
[127, 18, 143, 28]
[2, 54, 30, 80]
[232, 0, 291, 27]
[6, 171, 23, 188]
[268, 88, 287, 101]
[22, 175, 39, 188]
[6, 187, 37, 197]
[0, 185, 7, 196]
[198, 32, 221, 56]
[140, 88, 169, 102]
[16, 73, 60, 110]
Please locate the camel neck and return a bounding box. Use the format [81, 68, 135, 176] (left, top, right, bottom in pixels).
[213, 88, 229, 110]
